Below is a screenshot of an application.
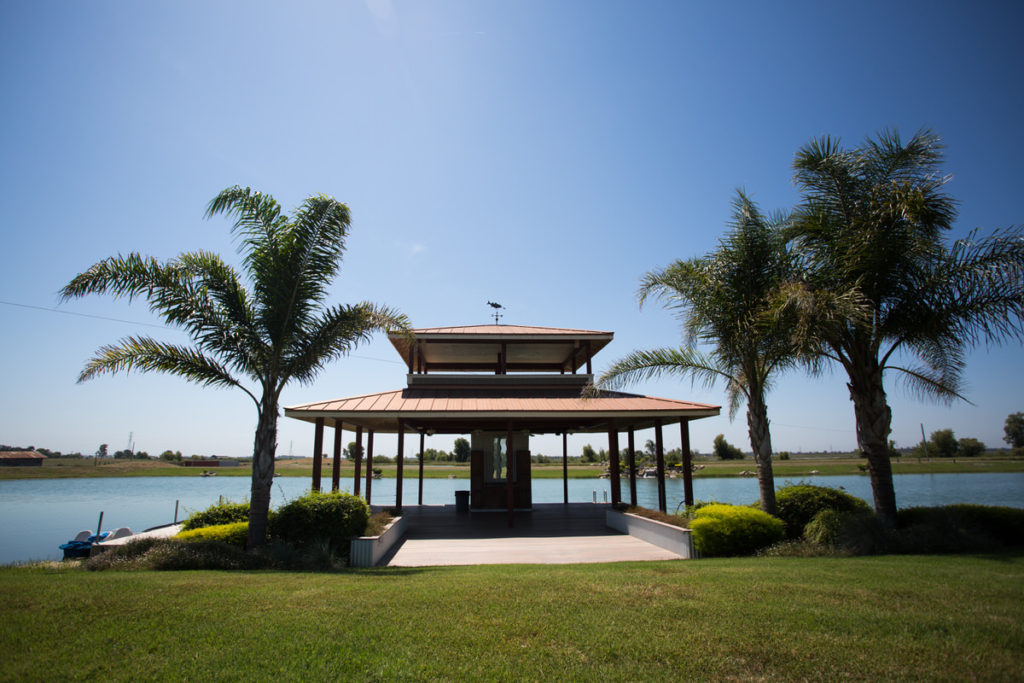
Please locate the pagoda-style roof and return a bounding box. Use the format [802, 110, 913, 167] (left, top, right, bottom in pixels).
[284, 387, 719, 434]
[389, 324, 613, 374]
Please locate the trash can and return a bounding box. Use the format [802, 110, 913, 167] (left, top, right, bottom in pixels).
[454, 490, 470, 513]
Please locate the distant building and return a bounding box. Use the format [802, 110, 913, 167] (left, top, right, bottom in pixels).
[0, 451, 46, 467]
[182, 459, 239, 468]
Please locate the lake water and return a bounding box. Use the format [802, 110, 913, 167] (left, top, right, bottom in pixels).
[2, 472, 1022, 565]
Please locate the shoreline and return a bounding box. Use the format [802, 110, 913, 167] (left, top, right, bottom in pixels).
[3, 457, 1023, 480]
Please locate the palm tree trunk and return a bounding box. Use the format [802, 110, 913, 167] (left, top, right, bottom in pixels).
[746, 393, 777, 515]
[247, 397, 278, 549]
[848, 364, 897, 528]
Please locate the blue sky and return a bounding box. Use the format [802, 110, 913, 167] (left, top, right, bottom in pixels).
[1, 1, 1021, 461]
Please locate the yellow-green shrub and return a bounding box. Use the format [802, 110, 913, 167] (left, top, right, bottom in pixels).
[690, 504, 785, 557]
[176, 522, 248, 547]
[181, 501, 250, 531]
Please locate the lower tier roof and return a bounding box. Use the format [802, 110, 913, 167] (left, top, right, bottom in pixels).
[284, 388, 720, 434]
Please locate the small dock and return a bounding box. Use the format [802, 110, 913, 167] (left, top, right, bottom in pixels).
[92, 523, 183, 551]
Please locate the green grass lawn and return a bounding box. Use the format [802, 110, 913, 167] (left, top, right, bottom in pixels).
[3, 554, 1022, 680]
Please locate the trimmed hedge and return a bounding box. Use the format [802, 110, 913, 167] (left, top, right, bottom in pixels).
[176, 522, 248, 547]
[774, 484, 871, 538]
[181, 501, 250, 531]
[897, 504, 1024, 551]
[268, 490, 369, 554]
[689, 504, 785, 557]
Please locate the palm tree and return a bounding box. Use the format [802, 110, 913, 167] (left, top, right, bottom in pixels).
[60, 186, 410, 548]
[595, 191, 796, 514]
[783, 129, 1024, 526]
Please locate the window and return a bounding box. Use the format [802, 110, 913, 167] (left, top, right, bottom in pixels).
[484, 435, 516, 483]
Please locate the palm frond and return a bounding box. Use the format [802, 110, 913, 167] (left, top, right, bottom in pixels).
[59, 253, 179, 303]
[595, 347, 735, 394]
[886, 363, 969, 405]
[78, 336, 256, 404]
[283, 303, 411, 385]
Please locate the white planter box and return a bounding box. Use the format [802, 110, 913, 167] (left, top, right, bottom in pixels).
[606, 509, 696, 559]
[349, 515, 407, 568]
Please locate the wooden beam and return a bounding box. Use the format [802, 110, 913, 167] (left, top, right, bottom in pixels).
[418, 432, 425, 506]
[562, 432, 568, 505]
[655, 419, 666, 513]
[681, 420, 694, 507]
[396, 419, 404, 513]
[608, 426, 621, 506]
[353, 426, 363, 497]
[425, 361, 567, 372]
[365, 429, 374, 505]
[312, 417, 324, 493]
[506, 424, 515, 527]
[331, 423, 342, 492]
[627, 428, 637, 507]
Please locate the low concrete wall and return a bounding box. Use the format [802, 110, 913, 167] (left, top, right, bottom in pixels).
[605, 509, 696, 559]
[349, 515, 407, 568]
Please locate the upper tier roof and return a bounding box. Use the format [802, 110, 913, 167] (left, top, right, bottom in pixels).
[389, 324, 614, 374]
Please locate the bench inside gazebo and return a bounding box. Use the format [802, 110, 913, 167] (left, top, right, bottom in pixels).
[284, 324, 720, 534]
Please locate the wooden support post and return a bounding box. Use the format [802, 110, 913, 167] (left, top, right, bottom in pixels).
[680, 420, 694, 507]
[627, 428, 637, 507]
[655, 419, 667, 513]
[365, 430, 374, 505]
[331, 423, 342, 492]
[500, 342, 507, 375]
[608, 427, 621, 506]
[418, 432, 425, 506]
[562, 433, 569, 505]
[354, 426, 363, 497]
[585, 341, 592, 375]
[396, 420, 405, 513]
[312, 417, 324, 493]
[506, 424, 515, 527]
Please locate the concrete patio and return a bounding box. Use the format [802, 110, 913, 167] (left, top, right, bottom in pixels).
[381, 503, 683, 566]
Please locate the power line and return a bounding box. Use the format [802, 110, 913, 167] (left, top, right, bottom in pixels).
[0, 299, 405, 365]
[0, 299, 169, 329]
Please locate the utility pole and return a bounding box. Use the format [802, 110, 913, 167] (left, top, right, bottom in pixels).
[920, 424, 930, 462]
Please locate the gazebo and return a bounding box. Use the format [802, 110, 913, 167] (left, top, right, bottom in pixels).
[284, 325, 719, 522]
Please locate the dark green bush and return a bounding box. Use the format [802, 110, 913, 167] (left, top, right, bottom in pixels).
[143, 540, 270, 570]
[83, 537, 165, 571]
[269, 490, 369, 555]
[896, 504, 1024, 552]
[85, 538, 272, 571]
[689, 504, 785, 557]
[181, 501, 250, 531]
[774, 484, 871, 538]
[176, 522, 248, 547]
[804, 509, 889, 555]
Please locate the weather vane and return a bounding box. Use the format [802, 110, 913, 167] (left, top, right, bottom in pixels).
[486, 301, 505, 325]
